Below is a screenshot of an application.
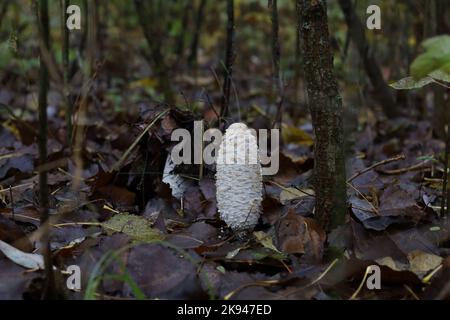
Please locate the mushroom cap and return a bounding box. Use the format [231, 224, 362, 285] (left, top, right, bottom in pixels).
[227, 123, 248, 132]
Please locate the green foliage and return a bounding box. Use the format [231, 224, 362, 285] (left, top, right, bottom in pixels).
[102, 213, 163, 242]
[390, 36, 450, 90]
[389, 76, 434, 90]
[411, 35, 450, 79]
[84, 245, 146, 300]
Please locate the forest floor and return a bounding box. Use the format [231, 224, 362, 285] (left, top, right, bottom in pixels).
[1, 28, 450, 300]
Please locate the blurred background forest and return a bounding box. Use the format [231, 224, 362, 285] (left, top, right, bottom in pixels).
[0, 0, 450, 300]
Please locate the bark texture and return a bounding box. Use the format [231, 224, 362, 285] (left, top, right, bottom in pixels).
[298, 0, 347, 231]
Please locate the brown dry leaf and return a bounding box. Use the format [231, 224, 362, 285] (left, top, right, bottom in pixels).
[277, 210, 325, 261]
[0, 215, 33, 252]
[97, 185, 136, 207]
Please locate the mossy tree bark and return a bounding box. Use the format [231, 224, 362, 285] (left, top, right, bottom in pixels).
[298, 0, 347, 231]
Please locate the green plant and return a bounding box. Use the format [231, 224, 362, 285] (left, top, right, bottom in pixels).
[390, 35, 450, 90]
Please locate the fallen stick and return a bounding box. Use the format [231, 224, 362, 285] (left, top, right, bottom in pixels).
[347, 154, 405, 183]
[377, 160, 431, 175]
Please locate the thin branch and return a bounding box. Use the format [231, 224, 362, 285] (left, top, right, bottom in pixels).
[347, 154, 406, 182]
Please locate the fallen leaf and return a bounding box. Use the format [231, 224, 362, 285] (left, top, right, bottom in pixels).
[253, 231, 281, 253]
[125, 243, 206, 299]
[102, 213, 163, 242]
[407, 250, 442, 278]
[277, 210, 325, 261]
[279, 187, 314, 205]
[0, 240, 43, 269]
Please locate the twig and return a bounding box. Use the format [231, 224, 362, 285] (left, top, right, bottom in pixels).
[346, 182, 379, 215]
[377, 160, 431, 175]
[306, 258, 339, 288]
[404, 285, 420, 300]
[432, 79, 450, 89]
[442, 114, 450, 216]
[347, 154, 405, 183]
[9, 185, 14, 221]
[0, 182, 34, 194]
[349, 265, 372, 300]
[204, 90, 220, 122]
[267, 180, 315, 197]
[111, 109, 169, 171]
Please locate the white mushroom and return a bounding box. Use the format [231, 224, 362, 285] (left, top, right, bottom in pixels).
[162, 154, 188, 199]
[215, 123, 263, 231]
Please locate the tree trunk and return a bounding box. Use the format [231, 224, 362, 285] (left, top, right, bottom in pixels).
[175, 0, 193, 57]
[294, 0, 302, 102]
[338, 0, 399, 118]
[270, 0, 281, 96]
[60, 0, 72, 144]
[37, 0, 56, 299]
[188, 0, 206, 66]
[134, 0, 175, 104]
[426, 0, 446, 140]
[298, 0, 347, 231]
[220, 0, 235, 121]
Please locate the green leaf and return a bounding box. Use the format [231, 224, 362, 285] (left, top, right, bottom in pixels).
[254, 231, 281, 253]
[422, 35, 450, 52]
[411, 35, 450, 79]
[102, 213, 163, 242]
[411, 52, 442, 79]
[429, 70, 450, 83]
[389, 76, 433, 90]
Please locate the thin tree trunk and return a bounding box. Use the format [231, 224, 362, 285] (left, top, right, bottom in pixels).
[270, 0, 281, 96]
[72, 0, 96, 192]
[134, 0, 174, 104]
[294, 0, 302, 101]
[175, 0, 193, 57]
[220, 0, 235, 121]
[37, 0, 55, 299]
[298, 0, 347, 231]
[338, 0, 399, 118]
[269, 0, 283, 128]
[188, 0, 206, 66]
[0, 1, 10, 31]
[426, 0, 446, 139]
[60, 0, 72, 144]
